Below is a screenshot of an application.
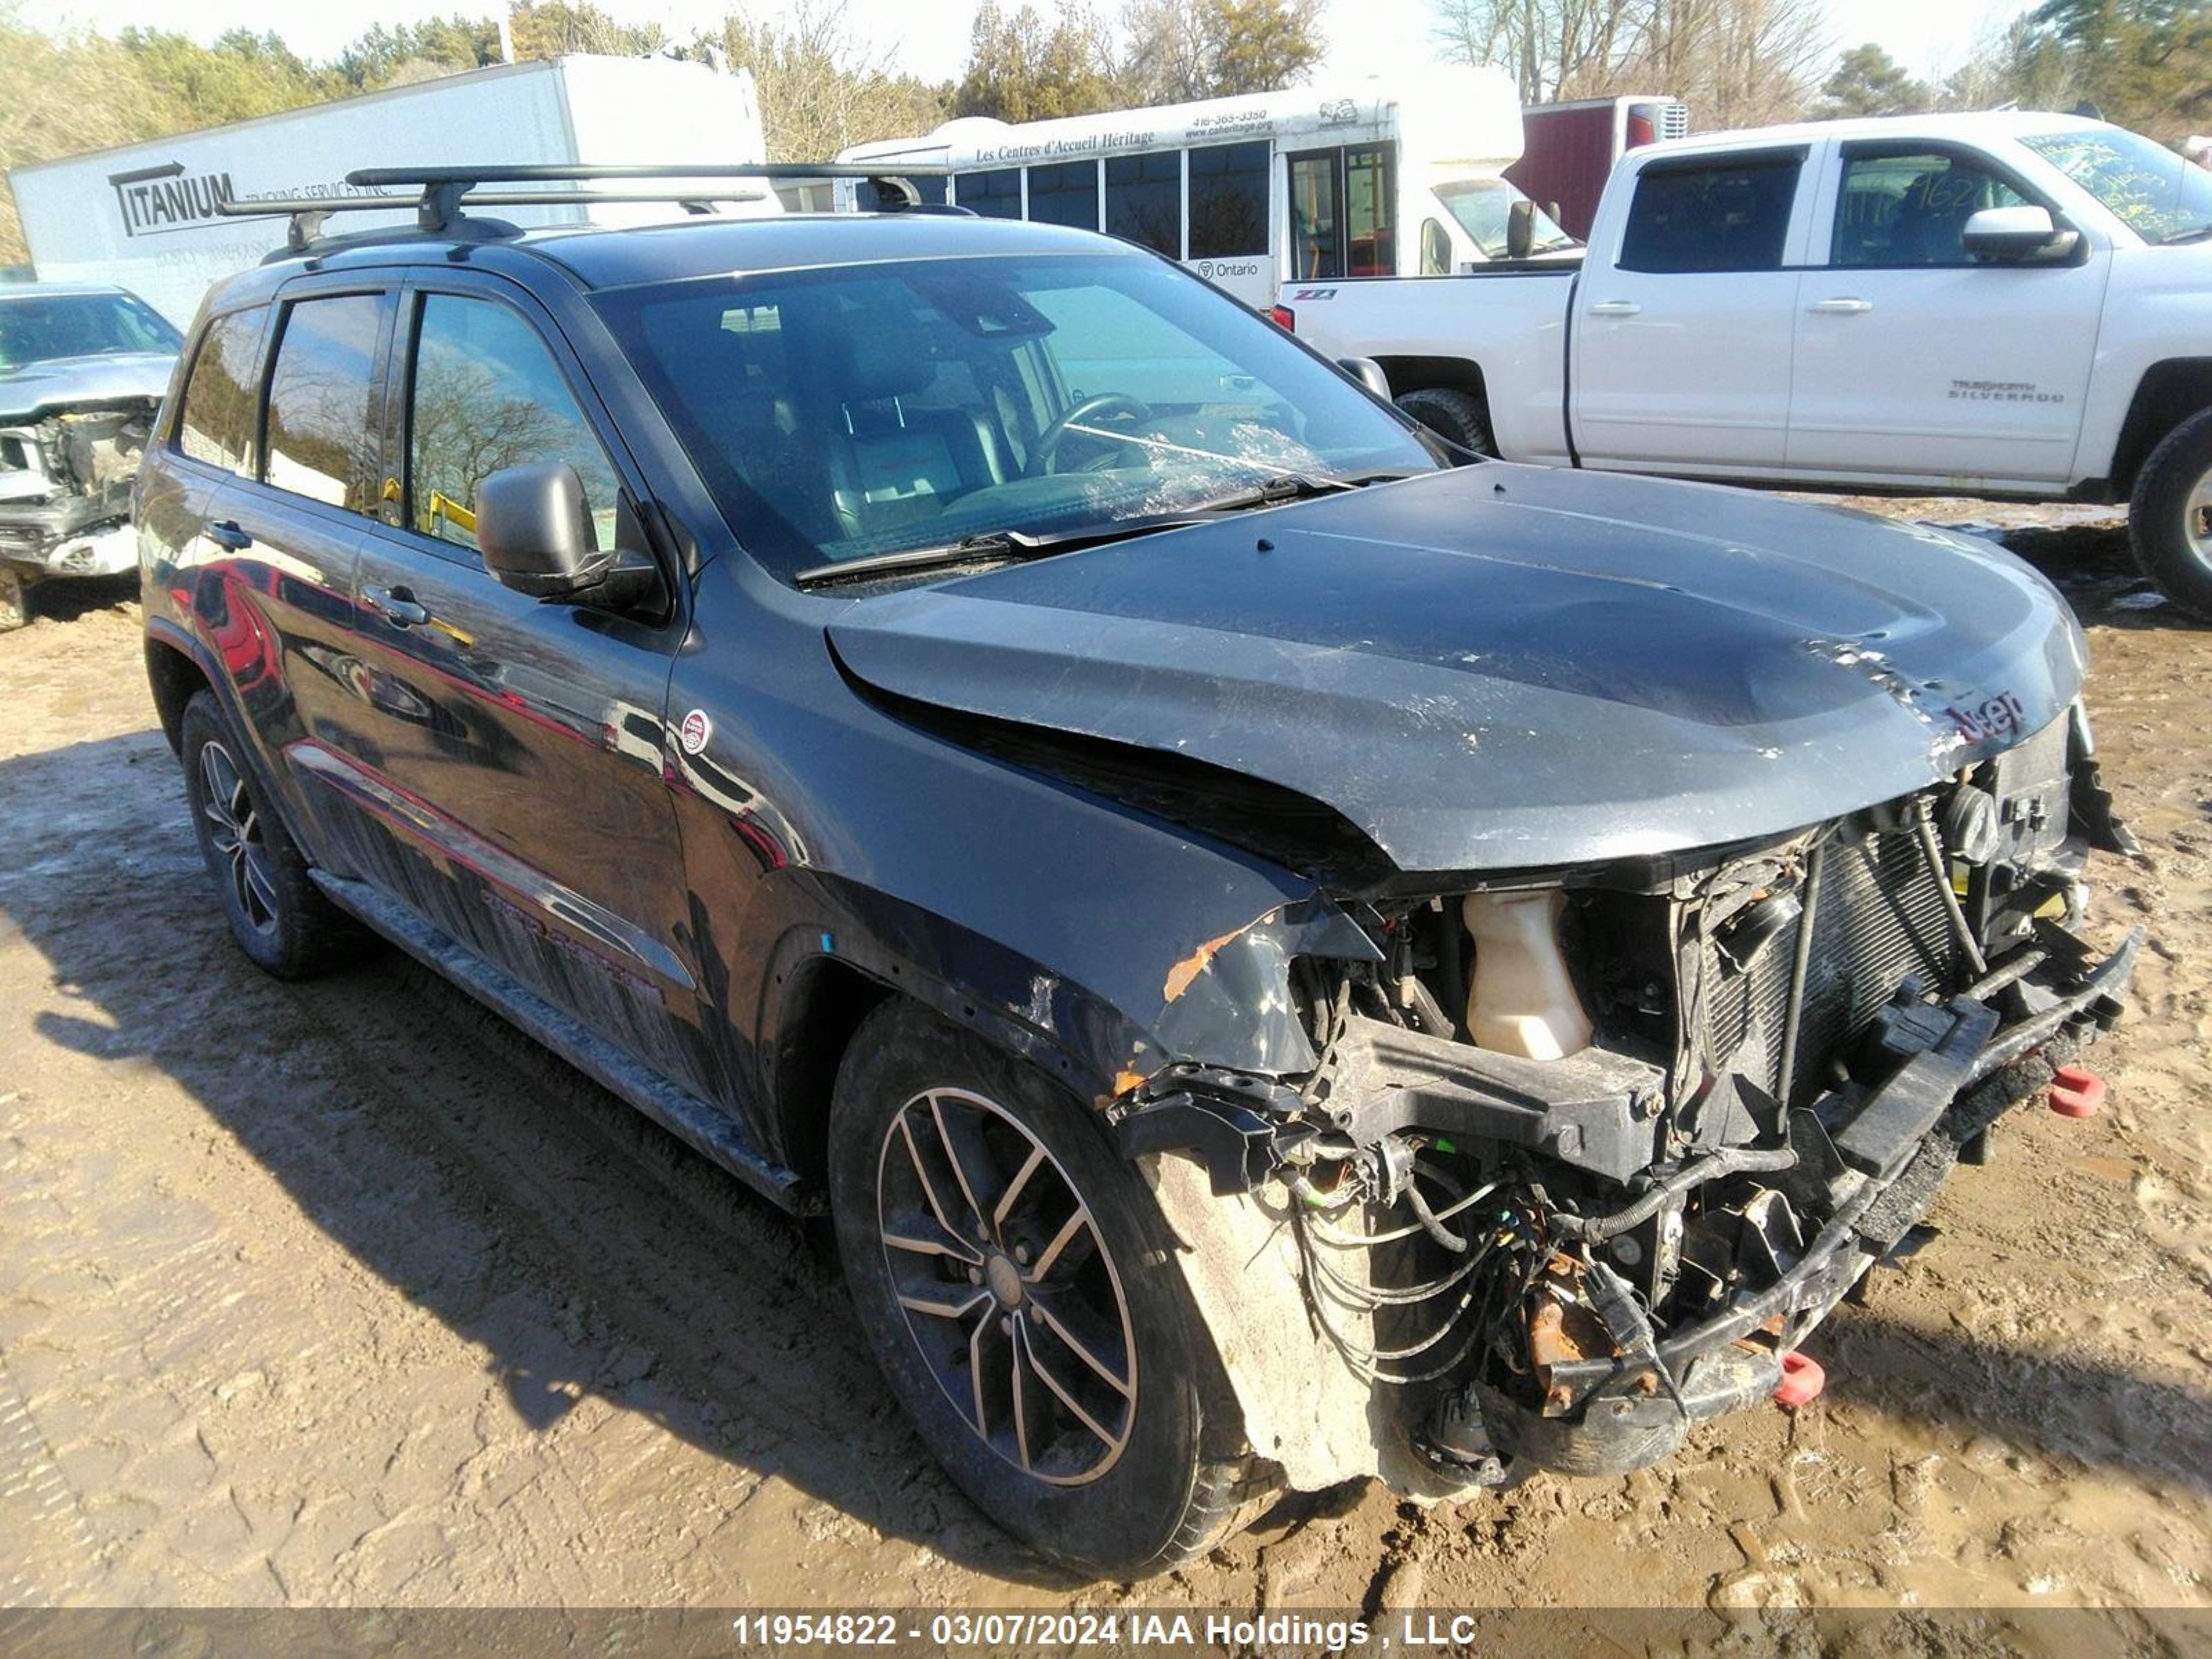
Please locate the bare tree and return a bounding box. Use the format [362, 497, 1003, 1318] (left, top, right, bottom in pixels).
[1430, 0, 1828, 124]
[699, 1, 946, 157]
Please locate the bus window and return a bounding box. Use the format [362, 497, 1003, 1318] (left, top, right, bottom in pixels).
[1106, 152, 1181, 256]
[1188, 141, 1268, 258]
[956, 169, 1022, 218]
[912, 175, 948, 207]
[1027, 160, 1099, 229]
[1347, 146, 1395, 275]
[1288, 150, 1342, 279]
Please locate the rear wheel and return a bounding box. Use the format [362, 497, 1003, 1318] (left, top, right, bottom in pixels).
[2129, 406, 2212, 617]
[180, 691, 371, 978]
[827, 999, 1262, 1577]
[1396, 386, 1495, 456]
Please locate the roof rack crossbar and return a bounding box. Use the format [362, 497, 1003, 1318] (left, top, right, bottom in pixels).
[217, 160, 949, 255]
[344, 162, 950, 186]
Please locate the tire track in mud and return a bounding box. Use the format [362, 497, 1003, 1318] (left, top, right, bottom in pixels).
[0, 1353, 100, 1605]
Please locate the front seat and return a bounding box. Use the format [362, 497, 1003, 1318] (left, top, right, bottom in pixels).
[819, 333, 1007, 541]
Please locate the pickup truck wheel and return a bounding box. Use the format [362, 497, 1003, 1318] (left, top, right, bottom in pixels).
[827, 999, 1263, 1577]
[179, 691, 371, 979]
[1396, 386, 1494, 456]
[0, 565, 28, 632]
[2130, 407, 2212, 617]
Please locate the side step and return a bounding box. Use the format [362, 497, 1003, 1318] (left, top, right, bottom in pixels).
[311, 870, 815, 1215]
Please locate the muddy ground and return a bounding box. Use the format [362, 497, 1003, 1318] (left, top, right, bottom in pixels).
[0, 505, 2206, 1619]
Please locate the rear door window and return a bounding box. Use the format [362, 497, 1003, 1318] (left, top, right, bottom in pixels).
[262, 293, 391, 512]
[178, 305, 269, 474]
[1619, 154, 1802, 273]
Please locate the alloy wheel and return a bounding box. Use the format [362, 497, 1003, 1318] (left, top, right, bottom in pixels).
[874, 1087, 1137, 1485]
[198, 738, 279, 937]
[2187, 462, 2212, 568]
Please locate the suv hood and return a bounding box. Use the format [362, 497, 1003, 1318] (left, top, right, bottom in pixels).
[827, 464, 2086, 874]
[0, 352, 174, 421]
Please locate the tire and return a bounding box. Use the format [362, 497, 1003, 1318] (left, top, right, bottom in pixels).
[0, 565, 28, 632]
[1396, 386, 1495, 456]
[2129, 406, 2212, 618]
[179, 690, 371, 979]
[827, 999, 1264, 1578]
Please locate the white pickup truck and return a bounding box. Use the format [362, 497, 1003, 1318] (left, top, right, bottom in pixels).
[1277, 112, 2212, 612]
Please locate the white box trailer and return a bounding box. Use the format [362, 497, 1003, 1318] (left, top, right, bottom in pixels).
[9, 55, 768, 328]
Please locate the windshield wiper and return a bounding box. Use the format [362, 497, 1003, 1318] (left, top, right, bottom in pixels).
[793, 514, 1206, 588]
[2157, 223, 2212, 245]
[1185, 469, 1423, 515]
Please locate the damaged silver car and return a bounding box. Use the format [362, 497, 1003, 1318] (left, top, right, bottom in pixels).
[0, 283, 179, 629]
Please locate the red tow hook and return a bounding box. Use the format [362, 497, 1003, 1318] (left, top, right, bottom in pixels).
[1774, 1350, 1826, 1408]
[2049, 1065, 2108, 1118]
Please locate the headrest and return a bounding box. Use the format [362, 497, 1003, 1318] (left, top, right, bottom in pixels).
[834, 327, 937, 402]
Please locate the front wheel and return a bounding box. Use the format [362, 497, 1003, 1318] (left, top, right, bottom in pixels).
[827, 1000, 1263, 1577]
[2129, 406, 2212, 618]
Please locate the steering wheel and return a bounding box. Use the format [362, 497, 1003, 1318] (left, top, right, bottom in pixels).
[1028, 393, 1156, 476]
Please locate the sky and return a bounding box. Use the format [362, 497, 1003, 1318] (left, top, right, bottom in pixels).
[18, 0, 2040, 90]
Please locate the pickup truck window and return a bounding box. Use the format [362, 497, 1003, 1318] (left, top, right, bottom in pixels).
[599, 252, 1437, 580]
[2020, 126, 2212, 245]
[178, 305, 269, 475]
[1833, 150, 2027, 267]
[1619, 153, 1800, 274]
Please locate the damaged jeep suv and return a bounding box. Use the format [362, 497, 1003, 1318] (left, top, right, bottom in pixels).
[140, 170, 2139, 1578]
[0, 283, 180, 629]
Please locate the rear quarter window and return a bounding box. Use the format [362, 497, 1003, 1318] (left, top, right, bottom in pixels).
[178, 306, 270, 474]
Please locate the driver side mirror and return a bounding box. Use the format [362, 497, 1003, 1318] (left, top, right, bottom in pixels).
[1507, 199, 1536, 261]
[476, 462, 662, 612]
[1339, 357, 1391, 400]
[1962, 205, 2079, 263]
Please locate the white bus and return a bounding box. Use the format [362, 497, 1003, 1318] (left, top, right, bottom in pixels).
[837, 66, 1575, 309]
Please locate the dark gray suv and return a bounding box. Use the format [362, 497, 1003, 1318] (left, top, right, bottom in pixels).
[139, 171, 2139, 1577]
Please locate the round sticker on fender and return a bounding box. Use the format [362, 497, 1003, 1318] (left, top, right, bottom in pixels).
[679, 709, 712, 755]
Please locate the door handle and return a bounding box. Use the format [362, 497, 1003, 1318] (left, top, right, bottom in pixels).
[1587, 299, 1642, 317]
[1809, 297, 1875, 315]
[362, 583, 431, 628]
[207, 520, 253, 551]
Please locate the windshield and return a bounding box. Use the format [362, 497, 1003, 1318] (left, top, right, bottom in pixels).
[0, 291, 182, 371]
[1433, 179, 1578, 259]
[2020, 126, 2212, 245]
[596, 252, 1442, 581]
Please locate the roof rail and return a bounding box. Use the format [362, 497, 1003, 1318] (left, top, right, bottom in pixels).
[214, 161, 953, 254]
